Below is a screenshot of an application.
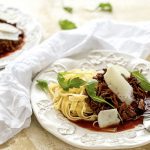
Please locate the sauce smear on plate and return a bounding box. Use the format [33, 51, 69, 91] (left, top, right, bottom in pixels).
[71, 116, 143, 132]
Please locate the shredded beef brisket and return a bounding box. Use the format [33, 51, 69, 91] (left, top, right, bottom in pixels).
[86, 69, 150, 121]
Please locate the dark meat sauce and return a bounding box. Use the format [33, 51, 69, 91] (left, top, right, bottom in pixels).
[0, 19, 24, 58]
[86, 69, 150, 122]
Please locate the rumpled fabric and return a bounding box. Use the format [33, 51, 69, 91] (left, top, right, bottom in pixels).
[1, 20, 150, 144]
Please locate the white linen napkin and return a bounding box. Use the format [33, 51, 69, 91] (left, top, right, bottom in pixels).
[1, 20, 150, 144]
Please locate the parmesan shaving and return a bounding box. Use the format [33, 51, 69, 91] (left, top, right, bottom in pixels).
[0, 23, 21, 41]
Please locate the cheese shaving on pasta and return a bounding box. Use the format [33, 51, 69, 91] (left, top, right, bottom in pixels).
[49, 69, 97, 121]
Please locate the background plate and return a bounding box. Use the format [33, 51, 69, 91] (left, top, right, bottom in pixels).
[0, 4, 42, 68]
[31, 50, 150, 149]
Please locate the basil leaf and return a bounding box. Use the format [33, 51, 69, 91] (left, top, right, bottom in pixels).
[63, 7, 73, 13]
[132, 71, 150, 91]
[69, 77, 86, 88]
[59, 19, 77, 30]
[57, 72, 86, 91]
[57, 72, 69, 91]
[36, 80, 49, 92]
[98, 2, 112, 12]
[86, 81, 114, 108]
[85, 81, 98, 97]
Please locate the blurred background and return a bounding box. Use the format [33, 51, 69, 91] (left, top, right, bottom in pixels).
[0, 0, 150, 39]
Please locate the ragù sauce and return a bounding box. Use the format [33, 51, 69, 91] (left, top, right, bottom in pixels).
[0, 38, 25, 58]
[71, 116, 143, 132]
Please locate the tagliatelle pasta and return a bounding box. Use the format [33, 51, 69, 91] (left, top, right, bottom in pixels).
[49, 69, 97, 121]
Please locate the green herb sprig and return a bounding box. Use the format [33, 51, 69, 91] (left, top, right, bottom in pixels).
[97, 2, 112, 12]
[85, 80, 114, 108]
[59, 19, 77, 30]
[57, 72, 86, 91]
[63, 7, 73, 13]
[132, 71, 150, 91]
[36, 80, 49, 93]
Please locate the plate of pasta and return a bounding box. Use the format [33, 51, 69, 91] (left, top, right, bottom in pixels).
[0, 5, 42, 68]
[31, 50, 150, 149]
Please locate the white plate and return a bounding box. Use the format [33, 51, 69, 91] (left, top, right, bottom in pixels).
[31, 50, 150, 149]
[0, 5, 42, 68]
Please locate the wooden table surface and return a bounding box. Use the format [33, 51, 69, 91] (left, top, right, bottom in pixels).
[0, 0, 150, 149]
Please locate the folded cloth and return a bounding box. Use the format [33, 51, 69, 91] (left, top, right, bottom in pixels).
[1, 20, 150, 144]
